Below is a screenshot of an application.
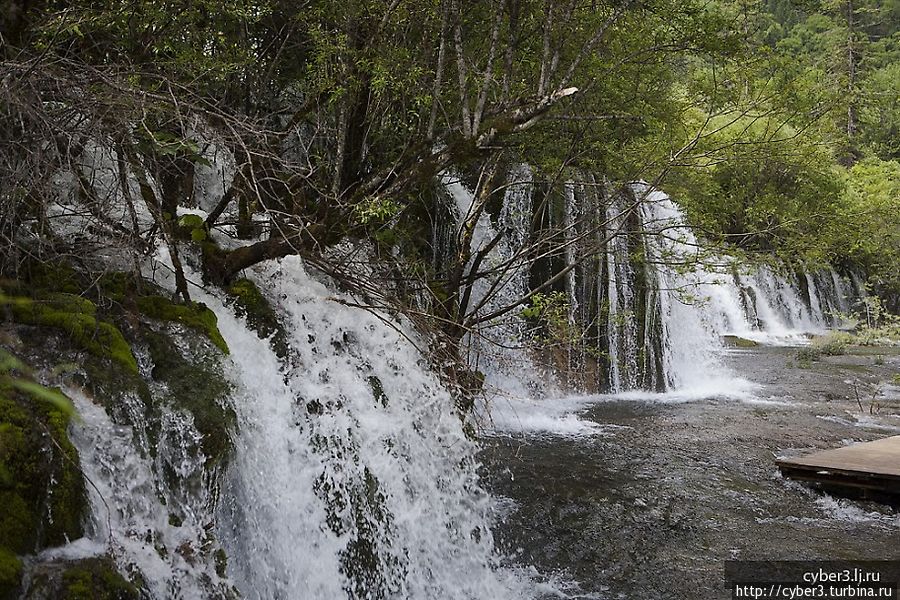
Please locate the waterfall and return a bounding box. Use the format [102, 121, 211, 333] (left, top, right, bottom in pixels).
[636, 185, 729, 390]
[36, 157, 863, 598]
[203, 258, 522, 599]
[60, 390, 230, 599]
[633, 185, 860, 359]
[441, 169, 553, 399]
[444, 173, 864, 397]
[54, 255, 533, 599]
[604, 194, 642, 391]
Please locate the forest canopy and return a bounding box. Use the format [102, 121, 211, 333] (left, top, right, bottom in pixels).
[1, 0, 899, 327]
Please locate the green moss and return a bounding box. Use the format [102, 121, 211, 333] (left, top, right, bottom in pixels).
[27, 557, 139, 600]
[19, 262, 82, 296]
[92, 272, 141, 304]
[723, 335, 759, 348]
[0, 389, 86, 554]
[60, 558, 138, 600]
[796, 331, 854, 362]
[137, 295, 229, 354]
[226, 278, 288, 357]
[0, 546, 22, 600]
[144, 331, 234, 465]
[8, 296, 138, 374]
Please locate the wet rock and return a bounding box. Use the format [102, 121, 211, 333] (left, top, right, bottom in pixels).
[24, 557, 139, 600]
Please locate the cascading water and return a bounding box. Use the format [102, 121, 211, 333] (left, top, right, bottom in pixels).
[206, 258, 527, 600]
[440, 172, 862, 397]
[47, 251, 536, 600]
[441, 168, 554, 399]
[610, 184, 862, 389]
[25, 144, 867, 598]
[604, 193, 643, 391]
[58, 389, 231, 600]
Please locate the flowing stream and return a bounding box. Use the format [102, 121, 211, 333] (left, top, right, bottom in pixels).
[40, 166, 887, 599]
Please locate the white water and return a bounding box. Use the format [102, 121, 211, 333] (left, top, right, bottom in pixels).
[199, 257, 537, 598]
[36, 139, 558, 599]
[61, 389, 230, 599]
[56, 252, 540, 599]
[41, 147, 866, 596]
[463, 178, 863, 438]
[639, 186, 859, 346]
[442, 169, 556, 400]
[438, 174, 841, 397]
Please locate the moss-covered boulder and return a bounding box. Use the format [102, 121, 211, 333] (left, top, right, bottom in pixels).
[5, 295, 138, 374]
[136, 296, 229, 354]
[5, 263, 235, 465]
[226, 278, 289, 358]
[723, 335, 760, 348]
[5, 263, 229, 358]
[0, 546, 23, 600]
[143, 330, 234, 466]
[0, 354, 86, 596]
[0, 392, 85, 554]
[25, 557, 139, 600]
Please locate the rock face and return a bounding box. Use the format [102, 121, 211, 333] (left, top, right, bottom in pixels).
[23, 557, 139, 600]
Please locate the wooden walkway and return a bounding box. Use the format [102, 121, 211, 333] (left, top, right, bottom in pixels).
[776, 435, 900, 500]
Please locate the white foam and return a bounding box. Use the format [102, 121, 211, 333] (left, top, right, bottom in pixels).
[485, 396, 625, 436]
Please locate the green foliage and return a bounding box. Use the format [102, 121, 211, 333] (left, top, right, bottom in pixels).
[850, 295, 900, 344]
[521, 291, 580, 348]
[661, 0, 900, 307]
[352, 197, 402, 225]
[670, 113, 843, 261]
[0, 348, 73, 416]
[859, 63, 900, 160]
[828, 158, 900, 298]
[138, 131, 211, 166]
[177, 214, 209, 243]
[796, 331, 854, 361]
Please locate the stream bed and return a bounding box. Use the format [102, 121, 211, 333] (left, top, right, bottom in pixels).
[482, 344, 900, 599]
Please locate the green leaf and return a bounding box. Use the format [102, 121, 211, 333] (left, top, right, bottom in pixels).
[178, 214, 205, 229]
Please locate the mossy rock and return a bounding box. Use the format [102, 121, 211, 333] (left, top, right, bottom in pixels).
[91, 272, 142, 305]
[225, 278, 289, 358]
[143, 330, 234, 465]
[15, 263, 83, 297]
[5, 262, 228, 357]
[0, 385, 85, 555]
[25, 557, 138, 600]
[723, 335, 759, 348]
[0, 546, 22, 600]
[6, 295, 138, 374]
[93, 272, 230, 356]
[137, 296, 229, 354]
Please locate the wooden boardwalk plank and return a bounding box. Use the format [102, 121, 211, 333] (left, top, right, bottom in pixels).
[776, 436, 900, 500]
[779, 435, 900, 478]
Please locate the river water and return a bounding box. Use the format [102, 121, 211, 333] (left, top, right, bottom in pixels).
[482, 344, 900, 599]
